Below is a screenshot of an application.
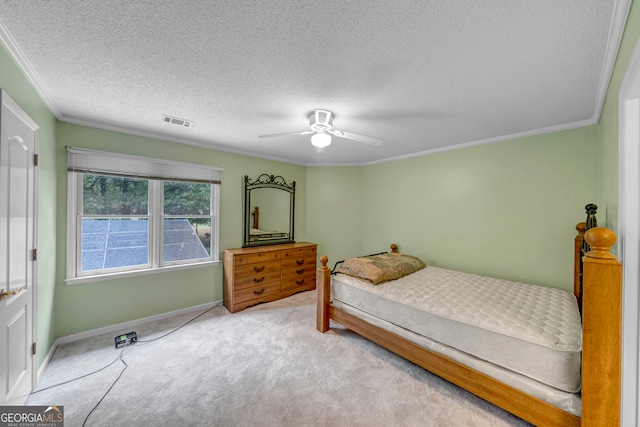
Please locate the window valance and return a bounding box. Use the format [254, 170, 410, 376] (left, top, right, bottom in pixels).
[67, 146, 222, 184]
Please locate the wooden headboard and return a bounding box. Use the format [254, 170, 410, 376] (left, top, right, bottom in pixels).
[574, 221, 586, 307]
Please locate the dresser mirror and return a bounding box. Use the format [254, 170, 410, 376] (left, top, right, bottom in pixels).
[243, 174, 295, 247]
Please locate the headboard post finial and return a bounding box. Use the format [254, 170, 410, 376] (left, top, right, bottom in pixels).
[575, 222, 586, 235]
[390, 244, 398, 253]
[320, 255, 328, 267]
[581, 204, 598, 257]
[584, 227, 617, 259]
[584, 204, 598, 231]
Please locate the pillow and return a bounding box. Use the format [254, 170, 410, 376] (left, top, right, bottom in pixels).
[337, 253, 426, 285]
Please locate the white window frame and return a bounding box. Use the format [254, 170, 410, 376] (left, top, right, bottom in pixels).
[66, 147, 222, 285]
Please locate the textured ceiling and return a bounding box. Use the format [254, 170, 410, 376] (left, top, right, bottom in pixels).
[0, 1, 631, 165]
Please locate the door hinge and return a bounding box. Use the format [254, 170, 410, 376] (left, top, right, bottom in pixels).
[32, 342, 36, 355]
[33, 154, 38, 166]
[32, 248, 37, 261]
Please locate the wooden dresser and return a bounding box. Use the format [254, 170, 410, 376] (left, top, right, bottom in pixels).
[223, 242, 317, 313]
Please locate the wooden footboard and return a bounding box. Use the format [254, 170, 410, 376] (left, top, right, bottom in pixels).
[316, 227, 622, 427]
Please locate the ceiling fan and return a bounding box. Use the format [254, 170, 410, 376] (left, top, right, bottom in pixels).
[258, 110, 383, 149]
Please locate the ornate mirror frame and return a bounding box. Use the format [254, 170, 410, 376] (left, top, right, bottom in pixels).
[243, 174, 295, 247]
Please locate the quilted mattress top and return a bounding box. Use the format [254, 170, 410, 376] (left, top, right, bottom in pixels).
[334, 266, 582, 352]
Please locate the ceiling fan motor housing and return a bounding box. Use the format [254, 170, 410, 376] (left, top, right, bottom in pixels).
[309, 110, 333, 132]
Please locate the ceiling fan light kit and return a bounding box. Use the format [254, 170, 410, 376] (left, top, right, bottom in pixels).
[311, 131, 331, 148]
[258, 109, 383, 150]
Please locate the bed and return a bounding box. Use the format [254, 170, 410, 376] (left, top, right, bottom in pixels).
[316, 223, 622, 426]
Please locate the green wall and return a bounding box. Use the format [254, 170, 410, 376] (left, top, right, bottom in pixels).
[307, 128, 598, 293]
[363, 129, 597, 291]
[0, 44, 58, 366]
[305, 166, 364, 265]
[55, 123, 307, 336]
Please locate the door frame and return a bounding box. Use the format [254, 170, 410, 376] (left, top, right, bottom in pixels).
[1, 91, 38, 395]
[618, 37, 640, 427]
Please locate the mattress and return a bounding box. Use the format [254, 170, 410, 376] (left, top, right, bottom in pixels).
[332, 266, 582, 393]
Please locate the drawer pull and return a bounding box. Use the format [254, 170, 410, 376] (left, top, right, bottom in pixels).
[253, 266, 265, 273]
[296, 268, 305, 274]
[254, 288, 265, 295]
[253, 276, 265, 283]
[296, 279, 305, 285]
[296, 259, 305, 265]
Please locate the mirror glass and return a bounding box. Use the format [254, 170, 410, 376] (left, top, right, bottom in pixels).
[243, 174, 295, 247]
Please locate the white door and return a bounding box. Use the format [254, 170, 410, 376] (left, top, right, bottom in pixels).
[619, 41, 640, 426]
[0, 91, 38, 405]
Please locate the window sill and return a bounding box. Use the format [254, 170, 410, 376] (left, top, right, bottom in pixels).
[65, 260, 220, 285]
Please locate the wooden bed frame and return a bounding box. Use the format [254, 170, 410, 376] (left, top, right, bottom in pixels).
[316, 225, 622, 426]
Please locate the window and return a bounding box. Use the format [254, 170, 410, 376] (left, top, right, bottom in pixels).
[66, 147, 222, 284]
[80, 175, 150, 272]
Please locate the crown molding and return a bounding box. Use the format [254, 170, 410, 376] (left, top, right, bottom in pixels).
[61, 115, 309, 166]
[355, 118, 598, 167]
[591, 0, 633, 123]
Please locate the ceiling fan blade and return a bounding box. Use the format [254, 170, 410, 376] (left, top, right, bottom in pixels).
[329, 129, 383, 146]
[258, 130, 313, 138]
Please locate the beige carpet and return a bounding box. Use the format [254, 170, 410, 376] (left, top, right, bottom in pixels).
[27, 290, 532, 426]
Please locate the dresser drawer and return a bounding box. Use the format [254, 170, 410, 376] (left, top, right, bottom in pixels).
[234, 251, 281, 265]
[234, 271, 281, 290]
[281, 246, 317, 259]
[281, 249, 316, 269]
[233, 281, 281, 304]
[281, 264, 314, 277]
[281, 270, 316, 291]
[234, 260, 281, 279]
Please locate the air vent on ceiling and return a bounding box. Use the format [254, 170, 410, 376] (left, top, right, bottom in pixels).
[162, 115, 194, 128]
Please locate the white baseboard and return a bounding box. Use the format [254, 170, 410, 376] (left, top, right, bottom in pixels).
[37, 343, 57, 381]
[36, 300, 223, 383]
